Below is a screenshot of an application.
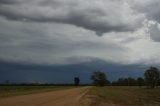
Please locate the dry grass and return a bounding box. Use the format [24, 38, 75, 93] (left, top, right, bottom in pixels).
[0, 86, 73, 99]
[89, 86, 160, 106]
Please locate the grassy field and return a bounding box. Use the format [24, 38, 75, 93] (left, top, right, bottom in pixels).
[0, 86, 73, 99]
[89, 86, 160, 106]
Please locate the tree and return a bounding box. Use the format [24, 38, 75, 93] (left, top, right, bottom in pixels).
[112, 77, 144, 86]
[144, 67, 160, 88]
[114, 77, 137, 86]
[5, 80, 9, 85]
[91, 71, 107, 86]
[137, 77, 145, 88]
[74, 77, 80, 86]
[127, 77, 137, 86]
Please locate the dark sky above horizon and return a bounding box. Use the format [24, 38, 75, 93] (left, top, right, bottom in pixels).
[0, 0, 160, 83]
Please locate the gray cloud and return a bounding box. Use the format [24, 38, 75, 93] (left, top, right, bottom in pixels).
[0, 0, 144, 35]
[0, 0, 19, 4]
[0, 16, 131, 65]
[0, 0, 160, 66]
[149, 23, 160, 42]
[126, 0, 160, 42]
[129, 0, 160, 23]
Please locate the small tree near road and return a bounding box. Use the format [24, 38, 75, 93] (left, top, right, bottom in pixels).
[74, 77, 80, 86]
[144, 67, 160, 88]
[91, 71, 107, 86]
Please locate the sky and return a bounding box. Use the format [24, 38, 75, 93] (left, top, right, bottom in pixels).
[0, 0, 160, 84]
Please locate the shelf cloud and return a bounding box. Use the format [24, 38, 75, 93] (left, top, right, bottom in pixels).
[0, 0, 160, 66]
[0, 0, 145, 35]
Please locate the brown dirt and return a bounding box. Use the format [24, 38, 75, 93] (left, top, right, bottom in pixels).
[0, 87, 91, 106]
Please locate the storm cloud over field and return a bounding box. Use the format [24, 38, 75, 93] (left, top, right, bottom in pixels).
[0, 0, 160, 83]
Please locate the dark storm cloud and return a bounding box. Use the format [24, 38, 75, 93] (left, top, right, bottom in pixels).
[131, 0, 160, 23]
[0, 0, 144, 35]
[0, 0, 18, 4]
[1, 0, 160, 84]
[0, 59, 147, 83]
[132, 0, 160, 42]
[0, 0, 160, 65]
[127, 0, 160, 42]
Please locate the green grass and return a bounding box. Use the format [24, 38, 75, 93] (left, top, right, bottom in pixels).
[89, 86, 160, 106]
[0, 86, 74, 99]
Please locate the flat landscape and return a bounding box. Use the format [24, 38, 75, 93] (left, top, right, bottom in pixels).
[0, 86, 160, 106]
[0, 85, 74, 99]
[0, 86, 90, 106]
[89, 86, 160, 106]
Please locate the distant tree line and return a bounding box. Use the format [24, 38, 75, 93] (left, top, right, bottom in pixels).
[91, 67, 160, 88]
[2, 67, 160, 89]
[111, 77, 145, 86]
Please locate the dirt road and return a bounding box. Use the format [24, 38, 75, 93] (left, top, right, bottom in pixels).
[0, 87, 90, 106]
